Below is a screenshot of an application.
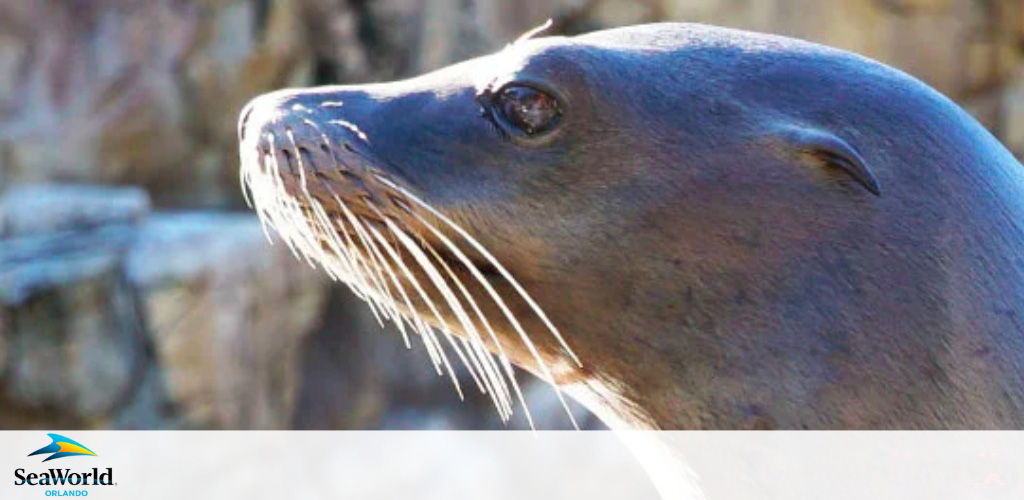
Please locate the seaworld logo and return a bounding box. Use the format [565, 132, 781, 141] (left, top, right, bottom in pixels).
[14, 434, 115, 493]
[28, 434, 97, 462]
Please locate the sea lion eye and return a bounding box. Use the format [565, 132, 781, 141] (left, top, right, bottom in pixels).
[495, 85, 560, 135]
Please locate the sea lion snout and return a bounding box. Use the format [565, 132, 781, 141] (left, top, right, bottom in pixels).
[238, 89, 410, 221]
[238, 72, 589, 428]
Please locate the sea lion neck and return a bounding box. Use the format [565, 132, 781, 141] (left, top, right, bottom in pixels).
[554, 162, 1024, 430]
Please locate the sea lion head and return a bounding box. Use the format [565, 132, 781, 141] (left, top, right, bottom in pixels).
[238, 23, 1024, 429]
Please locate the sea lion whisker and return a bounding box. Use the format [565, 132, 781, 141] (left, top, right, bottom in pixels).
[259, 142, 388, 312]
[307, 199, 360, 279]
[285, 129, 313, 199]
[341, 214, 398, 316]
[412, 223, 514, 414]
[300, 144, 385, 301]
[368, 225, 446, 372]
[457, 335, 512, 420]
[375, 176, 583, 368]
[292, 192, 359, 290]
[332, 213, 396, 326]
[360, 230, 417, 349]
[354, 212, 444, 356]
[331, 213, 387, 328]
[415, 229, 518, 420]
[241, 108, 474, 386]
[239, 146, 256, 208]
[419, 326, 446, 376]
[401, 208, 550, 428]
[301, 195, 384, 321]
[249, 150, 285, 244]
[304, 145, 457, 367]
[415, 229, 523, 410]
[365, 222, 467, 398]
[513, 18, 554, 45]
[326, 119, 369, 143]
[455, 334, 491, 389]
[259, 134, 293, 245]
[345, 211, 414, 347]
[382, 222, 502, 395]
[267, 194, 310, 265]
[310, 172, 408, 331]
[248, 152, 281, 246]
[383, 219, 493, 396]
[285, 132, 348, 279]
[265, 133, 320, 268]
[301, 117, 327, 134]
[311, 164, 437, 355]
[395, 212, 517, 416]
[245, 167, 273, 243]
[456, 333, 495, 398]
[307, 200, 381, 306]
[373, 180, 576, 427]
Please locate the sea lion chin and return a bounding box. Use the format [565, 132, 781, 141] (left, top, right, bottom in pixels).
[238, 22, 1024, 430]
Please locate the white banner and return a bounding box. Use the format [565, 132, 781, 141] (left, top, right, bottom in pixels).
[0, 431, 1019, 500]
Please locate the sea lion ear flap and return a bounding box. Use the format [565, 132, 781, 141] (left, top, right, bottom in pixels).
[771, 125, 881, 196]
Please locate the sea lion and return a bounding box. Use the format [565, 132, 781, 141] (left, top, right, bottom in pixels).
[237, 22, 1024, 431]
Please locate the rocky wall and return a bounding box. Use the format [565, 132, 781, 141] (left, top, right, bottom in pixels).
[0, 185, 327, 428]
[2, 0, 1022, 430]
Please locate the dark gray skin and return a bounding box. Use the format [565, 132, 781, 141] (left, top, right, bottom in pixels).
[239, 23, 1024, 430]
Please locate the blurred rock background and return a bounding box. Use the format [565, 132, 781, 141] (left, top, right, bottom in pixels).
[1, 0, 1022, 430]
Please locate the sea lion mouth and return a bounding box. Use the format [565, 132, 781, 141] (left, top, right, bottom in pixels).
[237, 91, 582, 428]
